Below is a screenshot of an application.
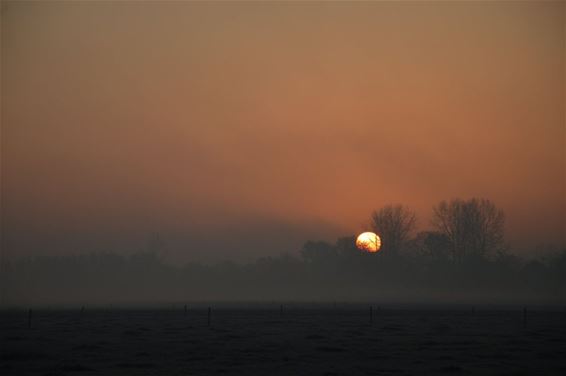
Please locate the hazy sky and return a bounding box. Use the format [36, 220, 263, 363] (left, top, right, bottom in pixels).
[2, 1, 564, 262]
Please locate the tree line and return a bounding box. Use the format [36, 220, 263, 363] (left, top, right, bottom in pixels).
[368, 198, 505, 263]
[1, 198, 565, 306]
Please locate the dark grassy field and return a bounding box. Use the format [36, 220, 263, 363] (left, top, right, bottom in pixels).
[2, 305, 566, 375]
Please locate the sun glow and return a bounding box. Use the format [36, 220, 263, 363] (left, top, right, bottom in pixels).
[356, 232, 381, 253]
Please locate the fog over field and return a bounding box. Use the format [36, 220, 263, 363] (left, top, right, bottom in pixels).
[3, 234, 565, 307]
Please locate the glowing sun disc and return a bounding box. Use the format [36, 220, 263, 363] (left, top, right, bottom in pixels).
[356, 232, 381, 252]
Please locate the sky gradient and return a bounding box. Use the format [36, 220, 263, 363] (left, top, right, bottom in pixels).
[2, 1, 565, 262]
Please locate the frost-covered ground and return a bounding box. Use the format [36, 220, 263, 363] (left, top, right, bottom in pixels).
[2, 305, 566, 375]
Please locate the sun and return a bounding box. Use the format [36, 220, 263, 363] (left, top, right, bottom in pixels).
[356, 232, 381, 253]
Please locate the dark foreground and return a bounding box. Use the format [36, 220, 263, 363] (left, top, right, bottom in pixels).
[2, 305, 566, 375]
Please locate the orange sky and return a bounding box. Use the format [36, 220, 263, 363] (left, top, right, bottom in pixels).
[2, 2, 564, 262]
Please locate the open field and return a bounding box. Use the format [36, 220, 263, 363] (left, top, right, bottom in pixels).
[2, 305, 566, 375]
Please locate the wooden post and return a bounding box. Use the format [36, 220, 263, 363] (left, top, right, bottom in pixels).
[207, 307, 211, 327]
[28, 308, 32, 329]
[370, 305, 373, 325]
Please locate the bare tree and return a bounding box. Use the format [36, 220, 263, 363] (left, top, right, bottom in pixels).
[370, 205, 417, 255]
[146, 232, 167, 260]
[431, 198, 505, 264]
[410, 231, 452, 261]
[300, 240, 336, 263]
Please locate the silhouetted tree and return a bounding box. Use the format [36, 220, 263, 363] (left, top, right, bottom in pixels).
[431, 198, 505, 264]
[335, 236, 358, 255]
[147, 232, 167, 256]
[410, 231, 452, 261]
[370, 205, 416, 255]
[300, 240, 336, 263]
